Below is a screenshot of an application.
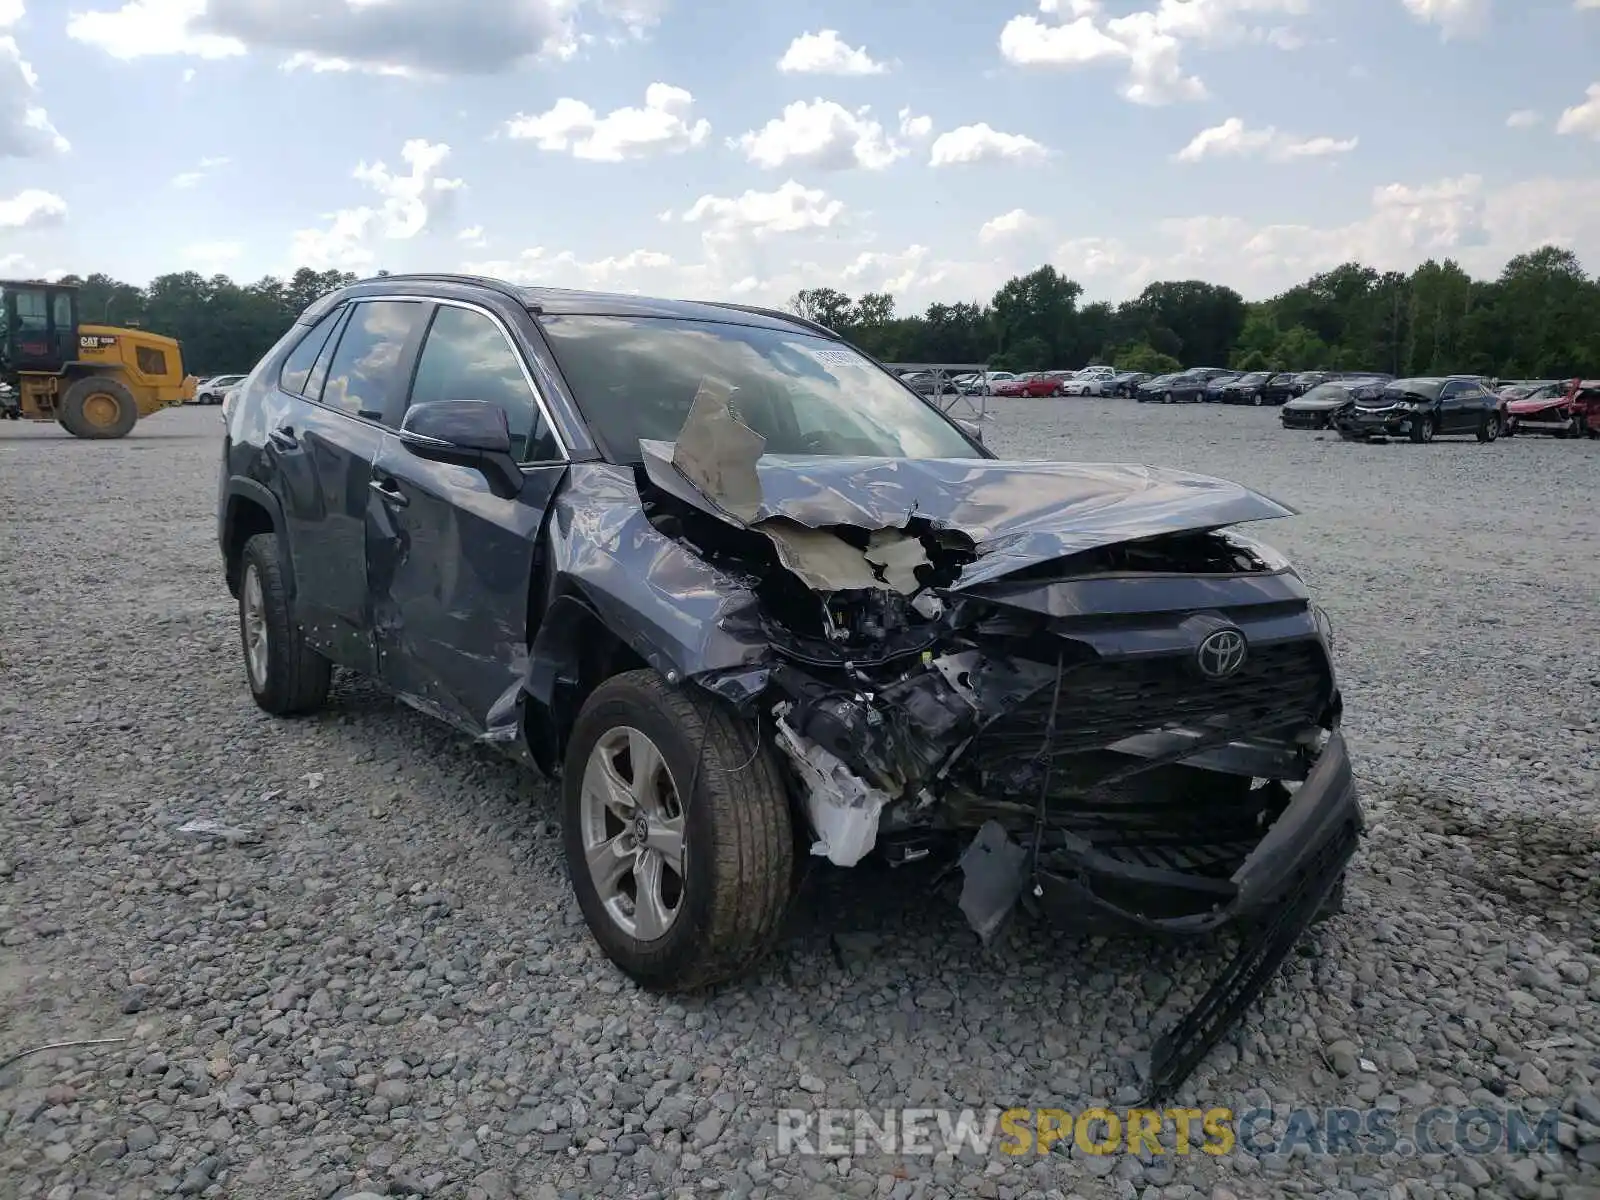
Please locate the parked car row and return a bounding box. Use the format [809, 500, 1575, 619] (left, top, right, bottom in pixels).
[192, 374, 247, 405]
[1276, 374, 1600, 443]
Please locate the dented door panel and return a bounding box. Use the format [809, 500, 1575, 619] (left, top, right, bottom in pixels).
[366, 433, 566, 736]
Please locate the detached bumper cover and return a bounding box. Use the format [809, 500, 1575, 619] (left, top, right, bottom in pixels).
[967, 733, 1363, 1101]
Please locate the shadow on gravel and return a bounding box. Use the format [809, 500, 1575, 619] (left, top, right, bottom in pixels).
[1390, 786, 1599, 936]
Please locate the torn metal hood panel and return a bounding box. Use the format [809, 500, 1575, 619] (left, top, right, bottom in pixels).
[640, 440, 1298, 589]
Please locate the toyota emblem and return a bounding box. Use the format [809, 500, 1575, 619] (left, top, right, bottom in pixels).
[1196, 628, 1248, 679]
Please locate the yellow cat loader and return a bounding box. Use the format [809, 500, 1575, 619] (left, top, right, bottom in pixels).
[0, 279, 195, 439]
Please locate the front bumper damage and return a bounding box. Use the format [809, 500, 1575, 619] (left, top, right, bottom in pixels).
[576, 380, 1367, 1100]
[961, 730, 1362, 1100]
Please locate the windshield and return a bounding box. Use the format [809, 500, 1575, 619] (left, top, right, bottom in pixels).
[538, 314, 983, 463]
[1238, 372, 1269, 385]
[1382, 379, 1443, 402]
[1301, 383, 1348, 403]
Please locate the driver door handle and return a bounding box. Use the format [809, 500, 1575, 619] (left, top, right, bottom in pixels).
[369, 477, 409, 507]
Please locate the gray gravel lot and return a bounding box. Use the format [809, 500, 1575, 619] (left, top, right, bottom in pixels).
[2, 399, 1598, 1200]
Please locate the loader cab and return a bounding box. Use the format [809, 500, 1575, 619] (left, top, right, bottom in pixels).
[0, 280, 79, 376]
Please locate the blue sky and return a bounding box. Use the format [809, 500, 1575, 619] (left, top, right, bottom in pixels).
[1, 0, 1597, 309]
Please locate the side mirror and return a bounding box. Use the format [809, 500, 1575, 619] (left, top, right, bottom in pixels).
[399, 400, 523, 496]
[954, 416, 985, 444]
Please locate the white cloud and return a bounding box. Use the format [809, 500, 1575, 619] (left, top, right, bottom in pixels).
[898, 107, 933, 139]
[979, 209, 1046, 243]
[1555, 82, 1600, 139]
[0, 1, 22, 27]
[777, 29, 886, 75]
[0, 188, 66, 228]
[290, 139, 463, 271]
[679, 180, 845, 237]
[505, 84, 710, 161]
[1104, 173, 1600, 299]
[0, 37, 69, 158]
[734, 100, 905, 171]
[66, 0, 247, 61]
[1400, 0, 1491, 37]
[458, 225, 488, 249]
[181, 240, 243, 273]
[66, 0, 653, 75]
[1506, 109, 1542, 129]
[1176, 117, 1357, 162]
[1000, 0, 1309, 104]
[170, 154, 230, 188]
[928, 123, 1048, 166]
[462, 247, 678, 291]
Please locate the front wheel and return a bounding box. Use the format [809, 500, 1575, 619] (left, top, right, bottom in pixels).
[1410, 415, 1435, 444]
[1164, 391, 1175, 404]
[562, 670, 795, 991]
[1477, 414, 1501, 443]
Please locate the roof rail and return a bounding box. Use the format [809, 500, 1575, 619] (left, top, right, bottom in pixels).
[354, 272, 533, 308]
[700, 301, 842, 341]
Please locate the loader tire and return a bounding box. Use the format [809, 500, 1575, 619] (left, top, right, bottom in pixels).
[59, 376, 138, 440]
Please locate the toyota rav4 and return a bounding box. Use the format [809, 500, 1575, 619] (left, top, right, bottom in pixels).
[217, 275, 1362, 1099]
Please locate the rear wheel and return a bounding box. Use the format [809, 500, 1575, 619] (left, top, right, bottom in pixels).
[562, 670, 795, 990]
[59, 375, 138, 439]
[238, 533, 332, 716]
[1477, 414, 1501, 443]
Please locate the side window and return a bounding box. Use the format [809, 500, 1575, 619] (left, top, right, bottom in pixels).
[279, 307, 345, 396]
[14, 289, 47, 333]
[52, 292, 73, 329]
[321, 301, 427, 422]
[408, 305, 560, 461]
[304, 307, 353, 403]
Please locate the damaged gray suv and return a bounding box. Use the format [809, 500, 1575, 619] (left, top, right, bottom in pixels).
[218, 275, 1362, 1098]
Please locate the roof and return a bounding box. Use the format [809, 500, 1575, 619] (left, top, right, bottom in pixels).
[337, 274, 840, 339]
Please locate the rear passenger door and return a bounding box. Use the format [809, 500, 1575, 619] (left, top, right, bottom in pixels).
[274, 298, 430, 674]
[365, 300, 569, 737]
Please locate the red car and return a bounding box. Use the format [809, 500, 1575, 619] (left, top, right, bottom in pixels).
[996, 371, 1070, 398]
[1505, 378, 1600, 438]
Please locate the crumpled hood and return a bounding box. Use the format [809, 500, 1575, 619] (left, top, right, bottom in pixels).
[641, 440, 1298, 590]
[1507, 395, 1562, 414]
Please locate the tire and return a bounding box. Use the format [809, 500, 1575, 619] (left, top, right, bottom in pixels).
[1409, 415, 1435, 444]
[1477, 414, 1500, 443]
[1252, 394, 1264, 407]
[562, 669, 795, 991]
[58, 375, 139, 439]
[1502, 421, 1516, 438]
[238, 533, 332, 716]
[1164, 391, 1175, 404]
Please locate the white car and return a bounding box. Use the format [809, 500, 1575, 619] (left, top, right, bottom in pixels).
[195, 374, 247, 406]
[1059, 366, 1119, 396]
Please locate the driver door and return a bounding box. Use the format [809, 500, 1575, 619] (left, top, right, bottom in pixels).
[364, 300, 568, 736]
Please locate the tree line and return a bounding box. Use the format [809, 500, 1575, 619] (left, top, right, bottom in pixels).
[790, 245, 1600, 380]
[46, 244, 1600, 381]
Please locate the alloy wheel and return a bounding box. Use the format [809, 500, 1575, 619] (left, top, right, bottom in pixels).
[578, 726, 686, 942]
[241, 564, 270, 690]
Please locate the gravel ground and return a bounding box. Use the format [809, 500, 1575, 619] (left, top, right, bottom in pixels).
[2, 400, 1598, 1200]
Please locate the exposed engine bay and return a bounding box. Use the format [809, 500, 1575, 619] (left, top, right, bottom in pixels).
[623, 379, 1363, 1100]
